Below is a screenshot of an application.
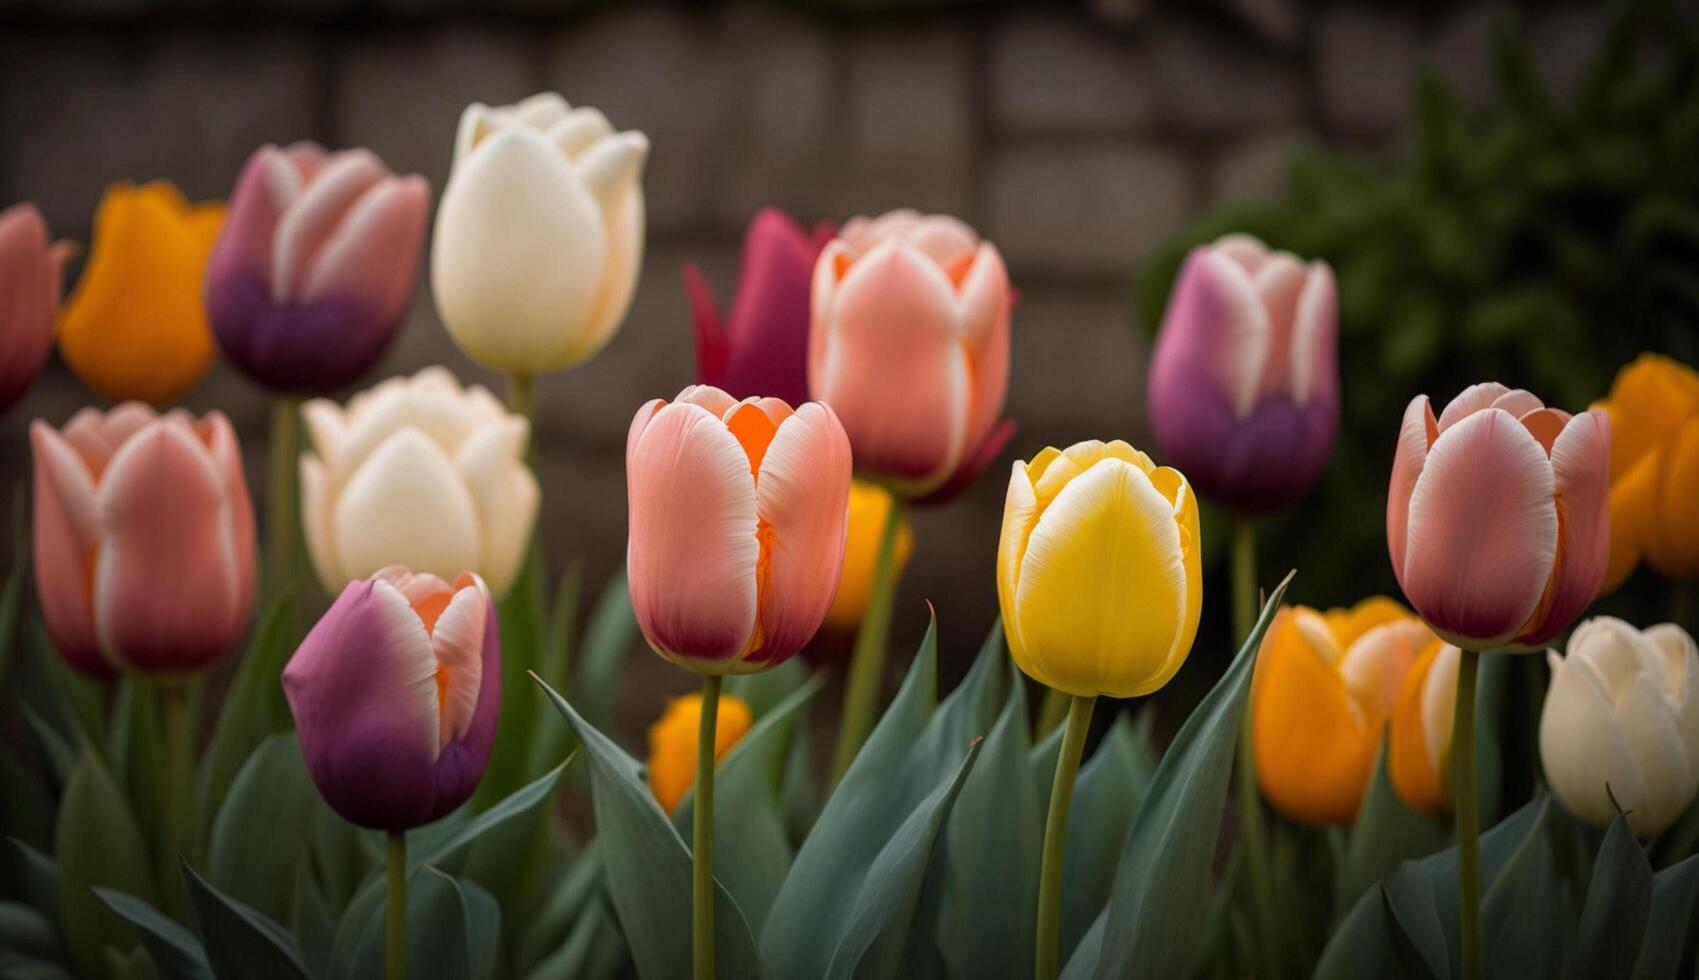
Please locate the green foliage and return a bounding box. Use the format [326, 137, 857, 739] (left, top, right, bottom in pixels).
[1132, 0, 1699, 608]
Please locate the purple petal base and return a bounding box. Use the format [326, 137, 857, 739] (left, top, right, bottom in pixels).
[1148, 379, 1336, 516]
[208, 269, 401, 395]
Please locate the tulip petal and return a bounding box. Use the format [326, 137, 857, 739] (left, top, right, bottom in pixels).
[1616, 674, 1696, 834]
[300, 175, 431, 325]
[910, 417, 1016, 508]
[1402, 408, 1557, 647]
[1644, 624, 1699, 764]
[956, 242, 1012, 455]
[1387, 395, 1436, 588]
[1253, 609, 1373, 825]
[1389, 641, 1452, 814]
[333, 430, 482, 586]
[1541, 648, 1646, 829]
[429, 579, 488, 750]
[996, 459, 1039, 661]
[1596, 354, 1699, 480]
[452, 418, 538, 598]
[0, 205, 60, 408]
[745, 403, 852, 666]
[300, 454, 343, 592]
[1435, 382, 1512, 431]
[30, 422, 107, 676]
[1289, 262, 1337, 408]
[1601, 446, 1657, 592]
[198, 413, 257, 632]
[1648, 417, 1699, 581]
[1518, 410, 1610, 646]
[1012, 459, 1189, 698]
[565, 138, 646, 371]
[626, 403, 760, 669]
[271, 150, 387, 302]
[1250, 251, 1306, 400]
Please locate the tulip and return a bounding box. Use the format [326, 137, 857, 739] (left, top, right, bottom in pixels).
[58, 181, 225, 405]
[647, 692, 754, 815]
[300, 367, 538, 599]
[627, 384, 850, 979]
[206, 143, 430, 394]
[0, 204, 71, 412]
[1388, 382, 1611, 651]
[627, 385, 852, 675]
[1593, 354, 1699, 591]
[31, 404, 256, 677]
[824, 481, 914, 631]
[809, 209, 1015, 504]
[684, 208, 834, 407]
[1540, 617, 1699, 836]
[1386, 640, 1461, 816]
[432, 92, 648, 376]
[1147, 234, 1339, 516]
[1251, 598, 1439, 825]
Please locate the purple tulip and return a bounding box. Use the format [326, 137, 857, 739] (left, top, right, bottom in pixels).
[206, 143, 430, 395]
[1146, 234, 1339, 515]
[283, 565, 500, 831]
[682, 207, 834, 406]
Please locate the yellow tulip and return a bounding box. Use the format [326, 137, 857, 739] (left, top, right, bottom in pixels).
[1387, 639, 1461, 816]
[824, 480, 914, 630]
[57, 181, 226, 404]
[646, 691, 753, 815]
[1250, 598, 1439, 825]
[1594, 353, 1699, 589]
[996, 440, 1202, 698]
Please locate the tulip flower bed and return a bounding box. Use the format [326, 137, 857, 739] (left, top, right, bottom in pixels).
[1, 29, 1698, 980]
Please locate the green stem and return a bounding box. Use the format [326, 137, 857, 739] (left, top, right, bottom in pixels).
[1036, 694, 1095, 980]
[694, 675, 722, 980]
[266, 396, 301, 604]
[1230, 517, 1276, 975]
[386, 831, 406, 980]
[1454, 649, 1482, 980]
[159, 684, 192, 917]
[509, 373, 535, 424]
[830, 499, 904, 783]
[1036, 686, 1069, 739]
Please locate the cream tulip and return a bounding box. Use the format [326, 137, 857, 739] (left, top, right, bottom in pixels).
[431, 92, 648, 374]
[300, 367, 538, 598]
[1540, 617, 1699, 835]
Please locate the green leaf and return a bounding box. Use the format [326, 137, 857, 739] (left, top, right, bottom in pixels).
[181, 863, 311, 980]
[475, 541, 547, 809]
[1064, 571, 1293, 980]
[0, 747, 52, 851]
[55, 746, 155, 979]
[351, 867, 501, 980]
[516, 842, 604, 974]
[726, 657, 810, 719]
[1059, 712, 1154, 958]
[0, 523, 27, 694]
[1339, 737, 1452, 911]
[524, 563, 583, 776]
[525, 899, 628, 980]
[572, 567, 637, 738]
[0, 899, 59, 961]
[535, 676, 762, 979]
[1568, 810, 1653, 980]
[1482, 796, 1560, 978]
[93, 888, 213, 980]
[291, 862, 336, 980]
[194, 593, 300, 842]
[675, 672, 826, 934]
[1378, 863, 1449, 980]
[8, 838, 58, 922]
[0, 952, 77, 980]
[208, 733, 320, 924]
[1631, 854, 1699, 980]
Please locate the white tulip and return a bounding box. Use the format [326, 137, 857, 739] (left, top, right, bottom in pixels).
[300, 366, 539, 598]
[1540, 617, 1699, 835]
[431, 92, 648, 374]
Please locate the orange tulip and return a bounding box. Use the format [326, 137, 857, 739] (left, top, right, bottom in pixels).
[1594, 354, 1699, 590]
[647, 692, 753, 814]
[823, 480, 913, 630]
[1387, 640, 1462, 815]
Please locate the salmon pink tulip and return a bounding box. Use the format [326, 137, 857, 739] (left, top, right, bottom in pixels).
[31, 404, 256, 677]
[1387, 383, 1611, 650]
[808, 210, 1014, 503]
[207, 143, 430, 394]
[0, 204, 71, 412]
[284, 566, 500, 830]
[626, 385, 852, 674]
[1147, 234, 1338, 515]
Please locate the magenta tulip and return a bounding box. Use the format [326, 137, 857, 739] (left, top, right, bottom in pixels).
[626, 385, 852, 674]
[1146, 234, 1339, 515]
[206, 143, 430, 394]
[1388, 383, 1611, 650]
[31, 405, 257, 677]
[808, 210, 1014, 504]
[683, 207, 834, 406]
[0, 203, 71, 412]
[284, 566, 500, 830]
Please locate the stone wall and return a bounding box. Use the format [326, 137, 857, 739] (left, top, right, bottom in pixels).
[0, 0, 1606, 694]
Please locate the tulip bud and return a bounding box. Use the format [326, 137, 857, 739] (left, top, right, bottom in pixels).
[824, 481, 914, 631]
[1593, 354, 1699, 591]
[300, 367, 538, 599]
[1251, 598, 1438, 825]
[647, 692, 754, 814]
[684, 207, 834, 407]
[31, 405, 256, 677]
[627, 386, 852, 675]
[1146, 234, 1338, 515]
[432, 93, 648, 374]
[809, 210, 1014, 503]
[284, 566, 500, 830]
[1387, 640, 1461, 815]
[0, 204, 71, 412]
[206, 143, 430, 394]
[996, 440, 1202, 699]
[1540, 618, 1699, 836]
[1387, 383, 1611, 650]
[57, 182, 225, 405]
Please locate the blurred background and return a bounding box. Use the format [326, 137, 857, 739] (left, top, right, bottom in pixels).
[2, 0, 1694, 737]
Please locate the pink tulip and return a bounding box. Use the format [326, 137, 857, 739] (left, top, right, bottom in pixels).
[206, 143, 430, 394]
[32, 404, 257, 677]
[284, 566, 500, 830]
[808, 210, 1014, 504]
[0, 204, 72, 412]
[1388, 383, 1611, 650]
[683, 207, 834, 407]
[627, 385, 852, 674]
